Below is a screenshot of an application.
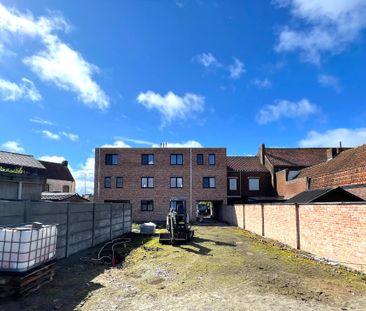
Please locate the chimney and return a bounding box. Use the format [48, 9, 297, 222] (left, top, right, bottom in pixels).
[62, 160, 68, 167]
[327, 147, 345, 161]
[259, 143, 265, 165]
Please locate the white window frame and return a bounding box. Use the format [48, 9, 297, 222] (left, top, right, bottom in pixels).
[248, 177, 260, 191]
[229, 178, 238, 191]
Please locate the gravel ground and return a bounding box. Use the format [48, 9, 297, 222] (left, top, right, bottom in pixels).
[1, 224, 366, 311]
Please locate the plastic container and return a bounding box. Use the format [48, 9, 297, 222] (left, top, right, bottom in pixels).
[139, 222, 156, 235]
[0, 223, 57, 272]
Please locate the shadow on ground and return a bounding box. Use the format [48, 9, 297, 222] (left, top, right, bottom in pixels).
[0, 232, 150, 311]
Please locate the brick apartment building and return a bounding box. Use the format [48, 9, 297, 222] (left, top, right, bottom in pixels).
[94, 147, 227, 221]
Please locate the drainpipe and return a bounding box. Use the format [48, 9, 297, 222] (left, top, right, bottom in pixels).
[17, 181, 23, 200]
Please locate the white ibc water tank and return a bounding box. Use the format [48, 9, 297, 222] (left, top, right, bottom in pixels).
[0, 223, 58, 272]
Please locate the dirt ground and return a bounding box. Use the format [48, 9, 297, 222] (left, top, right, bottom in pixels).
[1, 224, 366, 311]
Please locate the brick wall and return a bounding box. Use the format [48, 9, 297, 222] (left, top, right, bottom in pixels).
[310, 166, 366, 190]
[94, 147, 227, 222]
[221, 203, 366, 272]
[276, 169, 307, 199]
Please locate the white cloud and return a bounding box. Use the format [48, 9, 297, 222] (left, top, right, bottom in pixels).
[119, 137, 155, 145]
[61, 131, 79, 142]
[152, 140, 203, 148]
[317, 74, 341, 92]
[39, 155, 66, 163]
[195, 53, 246, 79]
[0, 3, 109, 109]
[41, 130, 60, 140]
[299, 128, 366, 147]
[194, 52, 221, 68]
[102, 140, 131, 148]
[227, 57, 245, 79]
[1, 141, 24, 153]
[256, 98, 318, 124]
[137, 91, 205, 127]
[274, 0, 366, 64]
[252, 78, 272, 89]
[30, 117, 54, 125]
[0, 77, 41, 101]
[72, 156, 95, 194]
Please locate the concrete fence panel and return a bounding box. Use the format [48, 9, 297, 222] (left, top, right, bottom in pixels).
[0, 200, 132, 259]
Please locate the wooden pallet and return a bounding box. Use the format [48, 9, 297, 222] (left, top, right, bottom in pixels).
[0, 261, 56, 298]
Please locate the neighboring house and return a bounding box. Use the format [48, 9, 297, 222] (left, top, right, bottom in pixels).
[0, 151, 46, 200]
[286, 187, 364, 203]
[41, 192, 89, 202]
[227, 156, 275, 204]
[276, 144, 366, 200]
[257, 144, 346, 194]
[39, 160, 75, 193]
[94, 147, 227, 222]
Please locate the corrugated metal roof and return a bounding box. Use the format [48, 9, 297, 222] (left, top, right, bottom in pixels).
[0, 151, 45, 169]
[286, 187, 364, 203]
[41, 192, 87, 201]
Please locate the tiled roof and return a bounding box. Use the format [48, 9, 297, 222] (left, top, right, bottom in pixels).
[39, 160, 75, 181]
[265, 148, 329, 168]
[298, 144, 366, 179]
[0, 151, 45, 169]
[227, 156, 269, 172]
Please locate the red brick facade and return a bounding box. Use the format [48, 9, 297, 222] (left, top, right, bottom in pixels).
[276, 145, 366, 199]
[94, 147, 227, 222]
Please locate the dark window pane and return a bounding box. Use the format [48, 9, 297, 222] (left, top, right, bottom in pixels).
[141, 200, 154, 211]
[62, 185, 70, 192]
[197, 154, 204, 165]
[142, 154, 154, 165]
[104, 177, 112, 188]
[105, 154, 118, 165]
[208, 154, 216, 165]
[116, 177, 123, 188]
[203, 177, 209, 188]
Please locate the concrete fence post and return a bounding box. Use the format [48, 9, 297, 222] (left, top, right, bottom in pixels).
[109, 203, 113, 240]
[122, 203, 125, 234]
[242, 204, 245, 230]
[91, 203, 96, 247]
[295, 203, 301, 250]
[65, 203, 71, 257]
[261, 203, 265, 236]
[23, 200, 31, 223]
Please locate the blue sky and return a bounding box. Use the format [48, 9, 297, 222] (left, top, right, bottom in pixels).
[1, 0, 366, 193]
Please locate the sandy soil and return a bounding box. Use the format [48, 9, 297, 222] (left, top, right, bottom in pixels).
[1, 224, 366, 311]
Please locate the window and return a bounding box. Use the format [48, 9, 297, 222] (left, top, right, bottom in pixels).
[141, 154, 154, 165]
[170, 154, 183, 165]
[197, 154, 204, 165]
[141, 177, 154, 188]
[62, 185, 70, 192]
[116, 177, 123, 188]
[105, 154, 118, 165]
[141, 200, 154, 211]
[208, 154, 216, 165]
[104, 177, 112, 188]
[203, 177, 216, 188]
[170, 177, 183, 188]
[249, 178, 260, 191]
[229, 178, 238, 191]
